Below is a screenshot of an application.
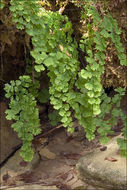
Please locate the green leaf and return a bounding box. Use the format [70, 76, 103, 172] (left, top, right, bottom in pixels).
[112, 108, 120, 117]
[100, 29, 110, 38]
[91, 63, 99, 71]
[40, 52, 48, 60]
[61, 116, 68, 123]
[99, 136, 110, 144]
[93, 105, 101, 115]
[87, 91, 94, 98]
[26, 28, 34, 36]
[79, 44, 84, 51]
[44, 57, 54, 66]
[115, 87, 125, 95]
[35, 65, 45, 72]
[9, 6, 16, 12]
[81, 70, 92, 79]
[59, 110, 65, 116]
[85, 83, 93, 90]
[54, 103, 62, 110]
[56, 52, 63, 60]
[67, 127, 74, 133]
[20, 149, 34, 162]
[88, 98, 95, 104]
[16, 80, 21, 86]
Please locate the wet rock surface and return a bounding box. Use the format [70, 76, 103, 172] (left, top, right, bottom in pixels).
[0, 149, 40, 184]
[0, 102, 21, 164]
[0, 184, 59, 190]
[76, 134, 127, 190]
[0, 116, 126, 190]
[0, 128, 103, 190]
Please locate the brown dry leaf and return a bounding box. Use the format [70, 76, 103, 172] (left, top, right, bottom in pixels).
[39, 137, 48, 145]
[66, 135, 73, 143]
[19, 161, 28, 167]
[65, 153, 81, 160]
[100, 146, 107, 151]
[33, 137, 48, 149]
[58, 172, 69, 180]
[53, 182, 70, 190]
[50, 29, 54, 35]
[2, 172, 19, 186]
[5, 170, 17, 178]
[58, 44, 64, 52]
[18, 172, 38, 183]
[2, 173, 10, 182]
[104, 157, 117, 162]
[66, 51, 71, 57]
[39, 147, 56, 160]
[59, 7, 65, 14]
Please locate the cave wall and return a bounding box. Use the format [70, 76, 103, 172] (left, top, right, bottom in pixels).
[0, 0, 126, 89]
[102, 0, 127, 87]
[0, 4, 30, 83]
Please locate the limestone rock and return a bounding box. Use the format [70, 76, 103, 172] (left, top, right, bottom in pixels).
[76, 134, 126, 190]
[0, 102, 21, 164]
[39, 147, 56, 160]
[0, 149, 40, 183]
[0, 184, 59, 190]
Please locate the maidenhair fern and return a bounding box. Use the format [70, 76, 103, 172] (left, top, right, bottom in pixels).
[3, 0, 127, 161]
[4, 76, 41, 161]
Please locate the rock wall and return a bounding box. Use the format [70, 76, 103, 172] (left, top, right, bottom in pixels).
[0, 0, 126, 87]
